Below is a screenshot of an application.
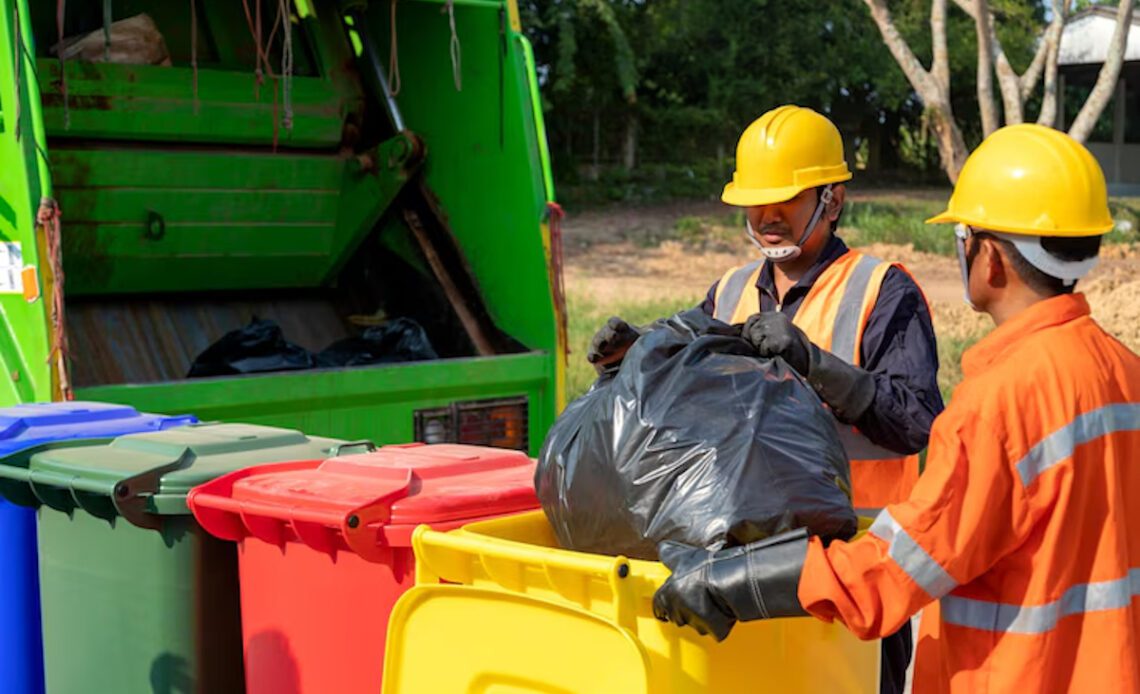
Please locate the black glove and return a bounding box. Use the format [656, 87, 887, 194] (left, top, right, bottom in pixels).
[742, 312, 811, 374]
[586, 317, 641, 374]
[652, 529, 809, 642]
[742, 312, 875, 424]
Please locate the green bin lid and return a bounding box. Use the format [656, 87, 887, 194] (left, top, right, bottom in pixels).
[24, 423, 343, 529]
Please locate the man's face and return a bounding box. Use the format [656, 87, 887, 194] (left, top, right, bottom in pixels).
[746, 187, 839, 260]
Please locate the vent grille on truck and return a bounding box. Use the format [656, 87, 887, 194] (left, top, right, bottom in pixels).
[414, 397, 529, 452]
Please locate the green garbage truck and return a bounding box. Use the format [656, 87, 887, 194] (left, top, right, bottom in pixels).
[0, 0, 565, 454]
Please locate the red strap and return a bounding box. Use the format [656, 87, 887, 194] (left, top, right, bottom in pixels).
[547, 202, 568, 363]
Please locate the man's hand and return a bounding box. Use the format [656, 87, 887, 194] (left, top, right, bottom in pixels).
[653, 542, 738, 641]
[742, 312, 811, 375]
[743, 311, 876, 423]
[653, 530, 811, 642]
[586, 317, 641, 373]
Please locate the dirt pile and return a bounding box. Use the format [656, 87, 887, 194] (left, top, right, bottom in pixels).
[1085, 272, 1140, 353]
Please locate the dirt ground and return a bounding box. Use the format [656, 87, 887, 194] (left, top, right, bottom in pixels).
[564, 199, 1140, 353]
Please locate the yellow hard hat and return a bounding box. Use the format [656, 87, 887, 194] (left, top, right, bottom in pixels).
[927, 124, 1113, 237]
[721, 105, 852, 207]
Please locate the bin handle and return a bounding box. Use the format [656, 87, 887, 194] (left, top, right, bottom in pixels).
[342, 467, 414, 562]
[188, 467, 413, 558]
[111, 450, 196, 530]
[330, 440, 377, 457]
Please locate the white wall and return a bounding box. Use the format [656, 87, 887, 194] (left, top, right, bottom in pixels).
[1087, 142, 1140, 188]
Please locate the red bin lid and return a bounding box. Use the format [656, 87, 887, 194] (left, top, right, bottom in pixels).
[187, 443, 538, 561]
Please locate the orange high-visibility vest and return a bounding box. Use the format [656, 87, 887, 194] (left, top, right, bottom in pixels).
[712, 249, 921, 510]
[799, 293, 1140, 693]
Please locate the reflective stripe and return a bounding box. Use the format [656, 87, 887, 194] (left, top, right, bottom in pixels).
[941, 568, 1140, 635]
[835, 421, 903, 462]
[1016, 403, 1140, 487]
[870, 508, 957, 599]
[830, 255, 883, 365]
[714, 260, 762, 323]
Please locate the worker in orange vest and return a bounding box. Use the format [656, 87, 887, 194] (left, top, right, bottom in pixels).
[588, 104, 943, 693]
[652, 123, 1140, 693]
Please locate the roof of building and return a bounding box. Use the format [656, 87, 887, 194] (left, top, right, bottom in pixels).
[1059, 6, 1140, 66]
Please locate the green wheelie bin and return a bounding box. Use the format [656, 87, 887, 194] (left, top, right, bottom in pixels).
[0, 422, 346, 694]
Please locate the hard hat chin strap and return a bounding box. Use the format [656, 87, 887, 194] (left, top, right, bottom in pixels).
[746, 185, 835, 263]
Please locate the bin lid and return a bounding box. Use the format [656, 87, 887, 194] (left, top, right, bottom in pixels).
[0, 401, 196, 457]
[188, 443, 538, 559]
[25, 423, 342, 528]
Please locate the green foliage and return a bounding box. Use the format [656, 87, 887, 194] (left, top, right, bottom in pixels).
[898, 116, 944, 174]
[523, 0, 929, 186]
[522, 1, 1076, 200]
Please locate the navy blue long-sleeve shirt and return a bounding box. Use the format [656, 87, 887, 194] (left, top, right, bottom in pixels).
[699, 236, 944, 455]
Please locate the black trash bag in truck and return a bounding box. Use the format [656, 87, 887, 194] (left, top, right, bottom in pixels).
[187, 319, 315, 378]
[536, 309, 856, 561]
[316, 318, 439, 368]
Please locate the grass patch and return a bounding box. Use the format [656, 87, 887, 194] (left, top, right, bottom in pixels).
[566, 291, 701, 401]
[842, 198, 954, 255]
[1106, 198, 1140, 245]
[937, 331, 986, 403]
[669, 212, 743, 250]
[656, 198, 961, 256]
[842, 196, 1140, 256]
[658, 196, 1140, 258]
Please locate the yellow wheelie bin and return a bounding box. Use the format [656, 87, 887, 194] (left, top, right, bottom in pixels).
[383, 511, 878, 693]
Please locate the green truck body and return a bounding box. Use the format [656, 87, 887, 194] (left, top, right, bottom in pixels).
[0, 0, 564, 454]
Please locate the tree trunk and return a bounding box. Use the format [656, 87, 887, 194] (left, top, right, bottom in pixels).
[994, 50, 1024, 125]
[864, 0, 941, 97]
[867, 125, 883, 173]
[973, 0, 1000, 135]
[863, 0, 966, 182]
[622, 110, 637, 171]
[930, 0, 951, 101]
[881, 110, 902, 171]
[590, 108, 601, 181]
[954, 0, 1058, 126]
[1069, 0, 1136, 142]
[1036, 3, 1066, 128]
[1019, 15, 1057, 103]
[928, 103, 968, 183]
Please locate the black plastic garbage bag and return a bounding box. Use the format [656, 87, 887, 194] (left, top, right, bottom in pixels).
[536, 309, 856, 561]
[316, 318, 439, 368]
[187, 319, 315, 378]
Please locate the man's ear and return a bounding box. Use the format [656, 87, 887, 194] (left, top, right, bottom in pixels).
[983, 237, 1009, 289]
[827, 184, 846, 222]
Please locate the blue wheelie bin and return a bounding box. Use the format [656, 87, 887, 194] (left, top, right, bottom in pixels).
[0, 401, 196, 694]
